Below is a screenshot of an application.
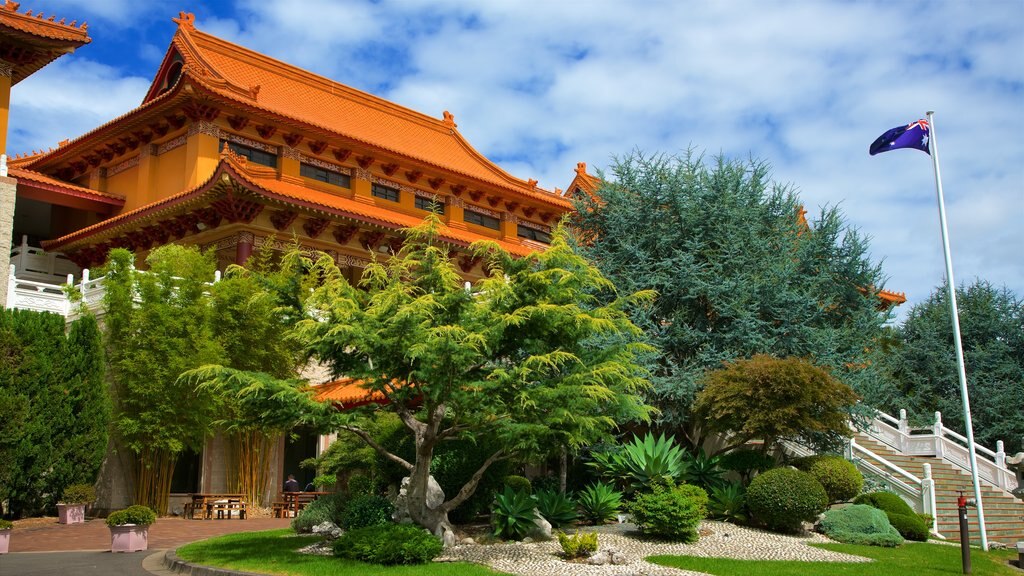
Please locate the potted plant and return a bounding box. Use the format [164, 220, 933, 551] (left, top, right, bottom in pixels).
[0, 519, 11, 554]
[106, 505, 156, 552]
[58, 484, 96, 524]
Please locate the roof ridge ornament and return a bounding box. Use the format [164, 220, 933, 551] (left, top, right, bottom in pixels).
[174, 11, 196, 31]
[442, 110, 457, 128]
[575, 161, 588, 176]
[3, 2, 20, 12]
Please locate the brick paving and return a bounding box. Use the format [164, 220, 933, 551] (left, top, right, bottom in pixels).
[5, 517, 292, 552]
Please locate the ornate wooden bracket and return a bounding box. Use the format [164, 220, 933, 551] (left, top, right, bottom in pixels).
[255, 124, 277, 139]
[356, 155, 375, 169]
[149, 122, 170, 137]
[283, 133, 304, 147]
[468, 190, 485, 202]
[458, 255, 482, 273]
[133, 130, 154, 145]
[504, 200, 519, 212]
[521, 206, 536, 217]
[195, 207, 223, 230]
[182, 101, 220, 122]
[386, 237, 404, 253]
[165, 114, 186, 129]
[332, 148, 352, 162]
[428, 177, 445, 191]
[360, 230, 386, 251]
[333, 224, 359, 245]
[381, 163, 399, 176]
[308, 140, 328, 155]
[303, 217, 331, 239]
[486, 195, 501, 207]
[227, 115, 249, 131]
[539, 211, 554, 223]
[270, 209, 298, 231]
[450, 184, 466, 197]
[405, 170, 422, 184]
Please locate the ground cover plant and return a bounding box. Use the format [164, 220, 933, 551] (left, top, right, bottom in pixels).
[176, 528, 502, 575]
[557, 530, 598, 559]
[649, 541, 1020, 576]
[334, 524, 444, 565]
[819, 504, 904, 547]
[854, 491, 930, 541]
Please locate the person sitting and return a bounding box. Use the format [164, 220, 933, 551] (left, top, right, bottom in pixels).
[283, 473, 300, 492]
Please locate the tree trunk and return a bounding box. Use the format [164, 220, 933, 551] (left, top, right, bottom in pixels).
[559, 446, 568, 494]
[402, 426, 458, 546]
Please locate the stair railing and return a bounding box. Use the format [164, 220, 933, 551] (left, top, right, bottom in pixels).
[869, 409, 1018, 493]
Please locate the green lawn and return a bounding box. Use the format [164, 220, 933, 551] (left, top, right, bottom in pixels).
[175, 529, 505, 576]
[649, 541, 1020, 576]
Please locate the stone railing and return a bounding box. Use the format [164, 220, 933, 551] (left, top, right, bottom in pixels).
[9, 235, 80, 284]
[868, 409, 1018, 493]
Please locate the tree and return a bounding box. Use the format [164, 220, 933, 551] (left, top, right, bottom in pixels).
[884, 280, 1024, 454]
[188, 215, 654, 544]
[693, 355, 860, 454]
[571, 151, 895, 445]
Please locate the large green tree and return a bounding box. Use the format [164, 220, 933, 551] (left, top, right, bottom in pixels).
[883, 280, 1024, 454]
[189, 215, 654, 544]
[571, 151, 896, 444]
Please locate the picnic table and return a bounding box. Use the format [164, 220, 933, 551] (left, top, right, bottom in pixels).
[185, 493, 247, 520]
[272, 491, 333, 518]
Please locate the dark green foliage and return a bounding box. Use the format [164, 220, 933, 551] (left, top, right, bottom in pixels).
[708, 482, 747, 523]
[490, 486, 537, 540]
[106, 505, 157, 526]
[0, 519, 11, 530]
[430, 433, 513, 523]
[571, 151, 894, 438]
[504, 475, 532, 494]
[291, 492, 347, 533]
[347, 474, 373, 497]
[793, 455, 863, 503]
[820, 504, 904, 547]
[557, 530, 598, 558]
[747, 468, 828, 533]
[333, 523, 443, 565]
[534, 489, 578, 528]
[694, 356, 860, 454]
[682, 449, 727, 490]
[882, 281, 1024, 454]
[719, 449, 775, 484]
[627, 482, 708, 542]
[341, 494, 393, 530]
[853, 492, 915, 516]
[0, 309, 107, 518]
[887, 513, 929, 541]
[577, 481, 623, 525]
[589, 433, 688, 493]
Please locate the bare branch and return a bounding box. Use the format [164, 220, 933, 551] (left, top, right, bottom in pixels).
[441, 449, 507, 512]
[339, 425, 413, 471]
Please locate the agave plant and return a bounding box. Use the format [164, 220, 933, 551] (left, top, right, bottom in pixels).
[590, 433, 689, 493]
[707, 482, 747, 523]
[534, 489, 578, 528]
[577, 481, 623, 525]
[682, 449, 727, 490]
[491, 486, 538, 540]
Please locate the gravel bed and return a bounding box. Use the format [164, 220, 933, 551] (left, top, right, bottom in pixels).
[435, 520, 872, 576]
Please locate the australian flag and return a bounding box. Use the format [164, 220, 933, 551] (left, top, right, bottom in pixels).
[869, 119, 931, 155]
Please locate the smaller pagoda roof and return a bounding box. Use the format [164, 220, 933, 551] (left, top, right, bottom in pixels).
[565, 162, 601, 199]
[10, 166, 124, 212]
[0, 1, 90, 85]
[313, 378, 387, 409]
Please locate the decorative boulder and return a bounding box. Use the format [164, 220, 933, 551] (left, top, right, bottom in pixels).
[392, 475, 446, 523]
[527, 509, 552, 540]
[312, 521, 342, 540]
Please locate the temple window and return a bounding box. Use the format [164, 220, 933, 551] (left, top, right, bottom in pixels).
[464, 208, 500, 230]
[372, 184, 399, 202]
[414, 196, 445, 214]
[300, 163, 350, 188]
[517, 224, 551, 244]
[222, 141, 277, 168]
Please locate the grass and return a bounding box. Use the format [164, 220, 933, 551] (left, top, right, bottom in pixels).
[176, 528, 505, 576]
[649, 541, 1020, 576]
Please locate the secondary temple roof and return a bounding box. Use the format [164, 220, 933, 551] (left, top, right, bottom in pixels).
[0, 1, 90, 84]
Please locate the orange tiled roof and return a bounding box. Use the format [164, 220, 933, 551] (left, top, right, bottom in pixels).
[877, 289, 907, 306]
[44, 152, 541, 257]
[154, 13, 569, 209]
[0, 1, 90, 44]
[313, 378, 387, 408]
[10, 166, 125, 204]
[566, 162, 601, 197]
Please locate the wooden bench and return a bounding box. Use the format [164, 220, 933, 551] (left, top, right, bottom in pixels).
[274, 492, 324, 517]
[208, 498, 247, 520]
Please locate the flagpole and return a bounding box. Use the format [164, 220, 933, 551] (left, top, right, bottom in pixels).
[925, 110, 988, 551]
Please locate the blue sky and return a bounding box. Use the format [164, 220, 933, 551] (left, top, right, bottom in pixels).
[8, 0, 1023, 322]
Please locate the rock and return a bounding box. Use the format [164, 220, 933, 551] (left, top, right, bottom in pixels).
[392, 475, 446, 523]
[587, 551, 610, 565]
[461, 537, 476, 545]
[522, 537, 534, 543]
[311, 521, 342, 539]
[441, 527, 457, 548]
[527, 509, 552, 540]
[988, 541, 1008, 550]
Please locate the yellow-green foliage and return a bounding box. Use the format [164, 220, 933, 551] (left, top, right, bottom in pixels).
[557, 530, 598, 558]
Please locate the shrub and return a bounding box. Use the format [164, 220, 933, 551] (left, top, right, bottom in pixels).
[347, 474, 373, 497]
[504, 475, 533, 494]
[853, 491, 915, 516]
[0, 519, 12, 530]
[794, 455, 863, 503]
[557, 530, 598, 558]
[491, 486, 537, 540]
[535, 489, 578, 528]
[708, 482, 747, 523]
[342, 494, 393, 530]
[887, 512, 929, 542]
[719, 449, 775, 483]
[61, 483, 97, 504]
[682, 450, 727, 490]
[333, 523, 442, 565]
[291, 492, 347, 533]
[746, 468, 828, 533]
[627, 482, 707, 542]
[819, 504, 904, 547]
[577, 482, 622, 525]
[589, 433, 688, 493]
[106, 505, 157, 527]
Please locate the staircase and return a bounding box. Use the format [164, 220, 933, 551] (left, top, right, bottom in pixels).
[854, 432, 1024, 546]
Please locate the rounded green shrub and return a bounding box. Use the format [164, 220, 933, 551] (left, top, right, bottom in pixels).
[106, 505, 157, 527]
[347, 473, 373, 497]
[333, 523, 443, 565]
[342, 494, 394, 530]
[853, 491, 915, 516]
[794, 455, 863, 503]
[504, 475, 533, 494]
[747, 467, 828, 533]
[626, 482, 708, 542]
[557, 530, 598, 558]
[887, 512, 929, 541]
[291, 492, 347, 533]
[0, 519, 13, 530]
[61, 483, 97, 504]
[820, 504, 904, 547]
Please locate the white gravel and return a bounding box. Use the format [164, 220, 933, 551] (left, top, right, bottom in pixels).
[435, 521, 872, 576]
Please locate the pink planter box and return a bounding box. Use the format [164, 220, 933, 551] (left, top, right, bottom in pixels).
[109, 525, 148, 552]
[57, 503, 86, 524]
[0, 529, 9, 554]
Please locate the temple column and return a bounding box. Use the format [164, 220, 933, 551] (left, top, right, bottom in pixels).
[136, 144, 158, 204]
[0, 61, 12, 156]
[235, 232, 254, 265]
[280, 146, 300, 178]
[352, 168, 375, 204]
[0, 174, 16, 306]
[184, 121, 220, 188]
[448, 197, 466, 229]
[501, 212, 517, 241]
